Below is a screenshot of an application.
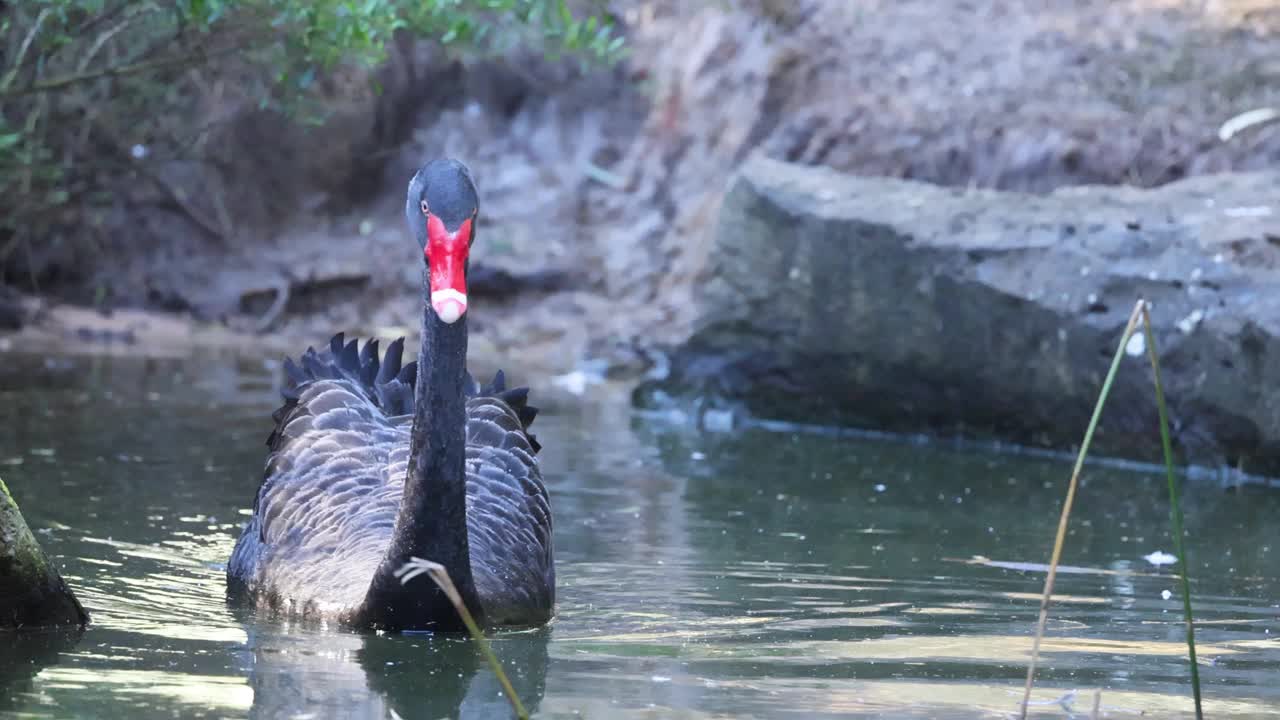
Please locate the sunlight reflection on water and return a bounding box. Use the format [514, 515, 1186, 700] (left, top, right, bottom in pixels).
[1, 352, 1278, 719]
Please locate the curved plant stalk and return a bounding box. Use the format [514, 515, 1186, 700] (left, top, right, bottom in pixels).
[0, 8, 51, 93]
[1019, 299, 1204, 720]
[1141, 303, 1202, 718]
[1019, 299, 1144, 718]
[395, 557, 529, 720]
[0, 45, 245, 99]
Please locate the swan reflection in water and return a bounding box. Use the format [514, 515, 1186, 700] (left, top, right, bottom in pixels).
[236, 621, 550, 719]
[0, 629, 85, 713]
[0, 623, 548, 718]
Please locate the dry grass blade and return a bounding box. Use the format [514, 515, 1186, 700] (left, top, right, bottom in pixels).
[1019, 299, 1145, 719]
[395, 557, 530, 720]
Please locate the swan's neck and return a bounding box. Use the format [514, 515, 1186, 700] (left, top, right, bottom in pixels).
[363, 294, 481, 630]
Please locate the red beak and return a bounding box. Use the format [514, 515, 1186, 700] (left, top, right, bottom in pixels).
[425, 215, 471, 324]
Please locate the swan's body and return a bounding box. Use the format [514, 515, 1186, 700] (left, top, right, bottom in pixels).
[226, 335, 553, 627]
[227, 159, 554, 631]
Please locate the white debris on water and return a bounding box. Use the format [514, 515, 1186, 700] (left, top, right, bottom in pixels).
[1143, 550, 1177, 566]
[1125, 333, 1146, 357]
[1176, 309, 1204, 334]
[874, 483, 886, 493]
[1161, 589, 1173, 600]
[690, 451, 706, 461]
[551, 369, 602, 395]
[1223, 205, 1273, 218]
[702, 408, 735, 432]
[550, 370, 588, 395]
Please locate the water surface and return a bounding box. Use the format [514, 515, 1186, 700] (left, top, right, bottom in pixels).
[1, 352, 1277, 718]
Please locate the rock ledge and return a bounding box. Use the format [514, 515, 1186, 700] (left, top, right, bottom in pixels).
[640, 155, 1280, 476]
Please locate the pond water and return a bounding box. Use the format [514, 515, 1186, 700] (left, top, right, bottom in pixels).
[1, 351, 1277, 719]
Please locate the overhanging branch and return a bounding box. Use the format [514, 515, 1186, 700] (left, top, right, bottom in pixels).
[0, 44, 248, 99]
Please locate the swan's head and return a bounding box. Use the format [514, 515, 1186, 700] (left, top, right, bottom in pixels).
[406, 158, 478, 325]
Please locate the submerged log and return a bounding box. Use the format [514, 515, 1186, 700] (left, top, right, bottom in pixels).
[0, 477, 88, 629]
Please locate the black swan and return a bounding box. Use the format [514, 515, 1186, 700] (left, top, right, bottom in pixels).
[227, 158, 554, 631]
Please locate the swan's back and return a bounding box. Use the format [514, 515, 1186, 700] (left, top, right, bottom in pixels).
[463, 384, 554, 624]
[227, 334, 554, 626]
[227, 335, 417, 618]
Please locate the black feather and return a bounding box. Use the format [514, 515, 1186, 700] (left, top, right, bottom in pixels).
[360, 338, 378, 368]
[466, 371, 541, 454]
[499, 387, 528, 407]
[266, 333, 421, 446]
[378, 338, 403, 384]
[398, 360, 417, 384]
[283, 357, 306, 387]
[300, 351, 327, 380]
[266, 333, 543, 454]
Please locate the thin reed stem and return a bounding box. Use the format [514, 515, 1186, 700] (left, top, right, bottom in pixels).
[1019, 299, 1145, 719]
[1140, 303, 1203, 719]
[396, 557, 530, 720]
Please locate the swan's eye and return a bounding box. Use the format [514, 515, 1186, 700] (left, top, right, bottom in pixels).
[420, 199, 429, 215]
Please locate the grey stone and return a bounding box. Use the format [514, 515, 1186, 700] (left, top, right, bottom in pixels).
[1, 476, 89, 629]
[639, 154, 1280, 476]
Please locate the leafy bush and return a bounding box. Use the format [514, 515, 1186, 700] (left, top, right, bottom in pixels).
[0, 0, 622, 288]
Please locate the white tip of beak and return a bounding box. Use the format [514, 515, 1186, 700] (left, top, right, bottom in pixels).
[431, 289, 467, 324]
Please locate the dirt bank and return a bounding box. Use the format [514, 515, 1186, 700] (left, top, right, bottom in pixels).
[4, 0, 1278, 381]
